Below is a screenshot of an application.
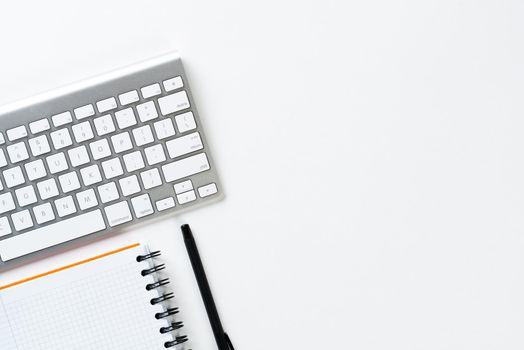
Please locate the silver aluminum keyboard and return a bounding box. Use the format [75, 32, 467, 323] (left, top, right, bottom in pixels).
[0, 53, 222, 268]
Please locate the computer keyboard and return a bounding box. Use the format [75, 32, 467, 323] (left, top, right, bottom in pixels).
[0, 53, 222, 268]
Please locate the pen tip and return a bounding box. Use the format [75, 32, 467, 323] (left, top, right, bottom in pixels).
[181, 224, 192, 238]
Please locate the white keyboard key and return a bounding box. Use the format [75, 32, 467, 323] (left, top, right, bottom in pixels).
[119, 175, 141, 196]
[166, 132, 203, 159]
[102, 157, 124, 179]
[0, 132, 4, 144]
[28, 135, 51, 156]
[131, 194, 154, 218]
[94, 114, 116, 136]
[162, 153, 210, 182]
[80, 164, 102, 186]
[111, 132, 133, 153]
[33, 203, 55, 224]
[96, 97, 117, 113]
[154, 119, 176, 140]
[123, 151, 145, 172]
[144, 144, 166, 165]
[29, 118, 50, 134]
[163, 76, 183, 92]
[141, 83, 162, 99]
[104, 201, 132, 227]
[68, 145, 90, 167]
[132, 125, 154, 146]
[76, 189, 98, 210]
[58, 171, 81, 193]
[0, 149, 7, 168]
[37, 178, 59, 200]
[90, 139, 111, 160]
[7, 125, 28, 141]
[119, 90, 139, 106]
[7, 142, 29, 163]
[55, 196, 77, 217]
[115, 108, 137, 129]
[0, 210, 105, 261]
[140, 168, 162, 189]
[50, 128, 73, 150]
[51, 111, 73, 127]
[136, 101, 159, 122]
[0, 217, 12, 237]
[98, 182, 119, 203]
[72, 121, 94, 143]
[156, 197, 175, 211]
[46, 152, 68, 174]
[3, 166, 25, 188]
[15, 185, 37, 207]
[0, 193, 16, 214]
[177, 190, 197, 205]
[74, 104, 95, 120]
[158, 91, 190, 116]
[12, 210, 34, 231]
[174, 180, 193, 194]
[174, 111, 197, 133]
[198, 183, 218, 199]
[25, 159, 47, 181]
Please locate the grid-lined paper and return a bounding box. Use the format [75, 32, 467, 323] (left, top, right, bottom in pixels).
[0, 245, 174, 349]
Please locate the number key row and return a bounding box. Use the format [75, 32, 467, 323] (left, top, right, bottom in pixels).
[0, 113, 192, 164]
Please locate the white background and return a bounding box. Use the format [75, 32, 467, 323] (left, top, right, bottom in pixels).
[0, 0, 524, 349]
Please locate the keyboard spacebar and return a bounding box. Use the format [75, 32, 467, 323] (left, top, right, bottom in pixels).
[0, 210, 106, 262]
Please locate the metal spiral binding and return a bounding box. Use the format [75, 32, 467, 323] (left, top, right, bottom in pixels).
[138, 250, 189, 348]
[165, 336, 189, 348]
[156, 307, 179, 319]
[137, 250, 162, 262]
[146, 278, 170, 291]
[160, 321, 184, 333]
[141, 263, 166, 276]
[151, 292, 175, 305]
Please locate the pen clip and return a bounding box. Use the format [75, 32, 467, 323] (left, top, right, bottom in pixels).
[224, 332, 235, 350]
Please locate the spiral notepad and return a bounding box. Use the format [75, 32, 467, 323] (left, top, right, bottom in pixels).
[0, 244, 191, 349]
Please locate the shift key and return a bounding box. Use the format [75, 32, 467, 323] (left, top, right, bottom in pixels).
[162, 153, 210, 182]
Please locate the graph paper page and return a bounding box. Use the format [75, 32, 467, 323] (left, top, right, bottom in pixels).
[0, 244, 174, 349]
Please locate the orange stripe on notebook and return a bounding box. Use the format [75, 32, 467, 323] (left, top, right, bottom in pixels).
[0, 243, 140, 291]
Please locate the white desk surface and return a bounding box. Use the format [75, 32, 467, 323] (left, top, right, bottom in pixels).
[1, 1, 523, 349]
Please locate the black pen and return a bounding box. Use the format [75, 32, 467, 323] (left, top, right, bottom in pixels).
[181, 224, 235, 350]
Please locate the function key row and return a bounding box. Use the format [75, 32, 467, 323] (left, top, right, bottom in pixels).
[95, 75, 184, 114]
[1, 76, 185, 142]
